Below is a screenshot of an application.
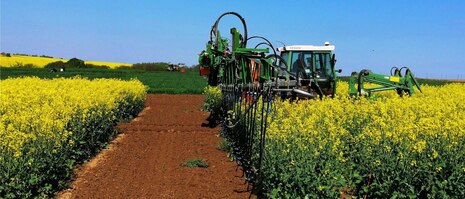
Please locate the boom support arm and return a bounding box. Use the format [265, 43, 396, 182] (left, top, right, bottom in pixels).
[349, 67, 422, 97]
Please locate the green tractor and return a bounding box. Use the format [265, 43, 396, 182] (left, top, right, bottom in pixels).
[197, 11, 342, 100]
[271, 43, 342, 99]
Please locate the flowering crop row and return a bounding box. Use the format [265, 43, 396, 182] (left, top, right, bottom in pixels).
[204, 82, 465, 198]
[0, 77, 146, 198]
[262, 82, 465, 198]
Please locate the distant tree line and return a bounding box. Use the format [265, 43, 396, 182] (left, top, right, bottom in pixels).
[1, 52, 58, 58]
[45, 58, 110, 69]
[1, 52, 11, 57]
[47, 59, 199, 71]
[47, 61, 201, 71]
[130, 62, 199, 71]
[2, 52, 201, 71]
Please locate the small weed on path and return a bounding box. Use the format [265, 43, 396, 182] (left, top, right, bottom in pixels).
[181, 158, 209, 168]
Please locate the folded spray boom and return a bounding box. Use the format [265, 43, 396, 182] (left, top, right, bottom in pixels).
[349, 67, 422, 97]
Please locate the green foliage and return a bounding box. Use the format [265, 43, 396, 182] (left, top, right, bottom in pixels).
[10, 62, 36, 68]
[44, 60, 66, 68]
[116, 65, 132, 70]
[83, 63, 110, 69]
[416, 78, 460, 86]
[0, 95, 145, 198]
[260, 133, 465, 198]
[0, 138, 75, 198]
[45, 59, 111, 69]
[202, 86, 222, 126]
[132, 62, 169, 71]
[181, 158, 209, 168]
[1, 67, 207, 94]
[217, 138, 231, 152]
[202, 86, 222, 113]
[252, 89, 465, 198]
[66, 58, 85, 68]
[130, 62, 200, 72]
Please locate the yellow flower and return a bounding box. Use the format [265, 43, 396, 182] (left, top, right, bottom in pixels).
[0, 54, 131, 68]
[413, 140, 426, 153]
[263, 82, 465, 178]
[430, 149, 439, 160]
[0, 77, 147, 157]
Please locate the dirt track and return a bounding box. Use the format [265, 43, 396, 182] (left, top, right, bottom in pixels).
[57, 94, 253, 199]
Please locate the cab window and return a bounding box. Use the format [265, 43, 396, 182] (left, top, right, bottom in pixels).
[279, 52, 289, 70]
[313, 53, 332, 79]
[290, 52, 300, 73]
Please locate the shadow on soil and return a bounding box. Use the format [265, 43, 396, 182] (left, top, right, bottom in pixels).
[201, 113, 221, 128]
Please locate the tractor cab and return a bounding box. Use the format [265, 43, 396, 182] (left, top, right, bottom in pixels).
[275, 42, 340, 98]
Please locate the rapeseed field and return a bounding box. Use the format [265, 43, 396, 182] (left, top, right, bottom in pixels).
[0, 55, 131, 68]
[0, 77, 146, 198]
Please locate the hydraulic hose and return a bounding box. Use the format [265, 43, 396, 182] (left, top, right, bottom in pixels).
[254, 42, 269, 49]
[399, 67, 409, 77]
[390, 67, 400, 76]
[210, 12, 248, 48]
[247, 36, 277, 58]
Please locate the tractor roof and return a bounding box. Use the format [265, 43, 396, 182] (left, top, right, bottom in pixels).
[277, 44, 335, 52]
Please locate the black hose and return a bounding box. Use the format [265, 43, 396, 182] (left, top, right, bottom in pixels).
[399, 67, 409, 77]
[247, 36, 277, 58]
[254, 42, 269, 49]
[390, 67, 400, 76]
[210, 12, 248, 48]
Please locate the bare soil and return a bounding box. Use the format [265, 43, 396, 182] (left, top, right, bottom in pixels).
[57, 94, 254, 199]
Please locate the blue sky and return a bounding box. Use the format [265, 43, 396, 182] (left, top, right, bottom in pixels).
[2, 0, 464, 78]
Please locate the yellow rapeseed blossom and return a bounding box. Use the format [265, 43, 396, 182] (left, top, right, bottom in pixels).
[202, 86, 222, 113]
[267, 82, 465, 158]
[0, 55, 131, 68]
[213, 81, 465, 197]
[0, 77, 146, 156]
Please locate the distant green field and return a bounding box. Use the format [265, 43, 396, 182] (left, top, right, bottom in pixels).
[2, 68, 458, 94]
[0, 67, 207, 94]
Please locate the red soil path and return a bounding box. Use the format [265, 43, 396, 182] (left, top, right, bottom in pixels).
[57, 94, 254, 199]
